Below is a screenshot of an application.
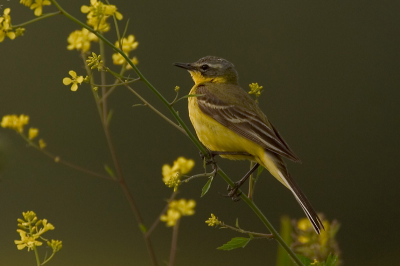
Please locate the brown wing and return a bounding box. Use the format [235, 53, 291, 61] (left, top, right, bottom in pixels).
[196, 85, 301, 162]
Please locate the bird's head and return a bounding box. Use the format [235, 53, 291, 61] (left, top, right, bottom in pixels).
[173, 56, 238, 85]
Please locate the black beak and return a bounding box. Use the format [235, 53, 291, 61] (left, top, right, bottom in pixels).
[173, 62, 196, 70]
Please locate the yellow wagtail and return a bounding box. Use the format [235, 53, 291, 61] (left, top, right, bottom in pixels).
[173, 56, 324, 234]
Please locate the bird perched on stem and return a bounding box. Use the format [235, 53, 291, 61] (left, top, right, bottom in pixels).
[173, 56, 324, 234]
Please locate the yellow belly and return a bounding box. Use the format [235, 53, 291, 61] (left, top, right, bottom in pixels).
[188, 92, 264, 162]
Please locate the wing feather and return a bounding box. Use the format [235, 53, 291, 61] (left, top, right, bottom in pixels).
[196, 86, 301, 162]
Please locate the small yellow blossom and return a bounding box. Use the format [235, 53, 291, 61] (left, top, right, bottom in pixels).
[30, 0, 51, 17]
[1, 114, 29, 133]
[67, 28, 98, 52]
[39, 139, 46, 149]
[174, 86, 180, 92]
[160, 199, 196, 227]
[81, 0, 123, 33]
[20, 0, 33, 7]
[292, 214, 341, 263]
[86, 52, 104, 71]
[205, 214, 221, 227]
[115, 35, 138, 53]
[63, 70, 84, 91]
[36, 219, 54, 236]
[162, 157, 195, 190]
[14, 231, 42, 251]
[22, 211, 37, 221]
[248, 83, 264, 103]
[0, 8, 21, 43]
[112, 54, 139, 69]
[47, 240, 62, 252]
[160, 209, 181, 227]
[169, 199, 196, 216]
[28, 128, 39, 140]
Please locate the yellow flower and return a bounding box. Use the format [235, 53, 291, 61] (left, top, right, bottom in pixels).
[1, 114, 29, 133]
[169, 199, 196, 216]
[86, 52, 104, 71]
[160, 209, 181, 227]
[161, 199, 196, 226]
[63, 70, 84, 91]
[67, 28, 98, 52]
[297, 218, 312, 231]
[81, 0, 123, 33]
[39, 139, 46, 149]
[14, 231, 42, 251]
[115, 35, 139, 53]
[248, 83, 264, 103]
[22, 211, 37, 221]
[205, 214, 221, 227]
[47, 240, 62, 252]
[0, 8, 19, 43]
[36, 219, 54, 236]
[28, 128, 39, 140]
[30, 0, 51, 17]
[20, 0, 33, 7]
[162, 157, 195, 187]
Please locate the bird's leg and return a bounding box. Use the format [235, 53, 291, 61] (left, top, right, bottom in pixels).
[227, 163, 260, 201]
[199, 150, 252, 176]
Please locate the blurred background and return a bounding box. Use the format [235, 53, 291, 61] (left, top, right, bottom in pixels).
[0, 0, 399, 265]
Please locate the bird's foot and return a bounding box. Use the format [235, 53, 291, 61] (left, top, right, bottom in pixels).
[226, 182, 242, 202]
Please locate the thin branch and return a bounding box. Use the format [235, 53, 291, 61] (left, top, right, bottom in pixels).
[18, 132, 112, 181]
[145, 191, 178, 237]
[168, 219, 180, 266]
[219, 222, 273, 239]
[11, 11, 61, 29]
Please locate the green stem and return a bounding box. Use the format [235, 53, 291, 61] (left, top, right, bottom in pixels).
[248, 161, 255, 200]
[28, 219, 41, 266]
[41, 251, 56, 265]
[49, 1, 302, 265]
[168, 219, 180, 266]
[220, 222, 273, 238]
[12, 11, 61, 29]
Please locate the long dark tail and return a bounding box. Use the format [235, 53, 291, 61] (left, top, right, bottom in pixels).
[280, 172, 324, 234]
[261, 151, 324, 234]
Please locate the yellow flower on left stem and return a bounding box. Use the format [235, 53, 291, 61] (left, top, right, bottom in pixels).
[30, 0, 51, 16]
[28, 128, 38, 140]
[160, 199, 196, 227]
[63, 71, 84, 91]
[0, 8, 24, 43]
[1, 114, 29, 133]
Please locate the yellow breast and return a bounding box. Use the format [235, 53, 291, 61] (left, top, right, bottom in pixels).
[188, 86, 263, 161]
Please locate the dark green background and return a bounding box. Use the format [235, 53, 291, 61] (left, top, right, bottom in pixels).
[1, 0, 399, 265]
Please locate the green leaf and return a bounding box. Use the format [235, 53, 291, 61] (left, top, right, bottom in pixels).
[217, 237, 252, 251]
[256, 165, 264, 179]
[201, 176, 214, 197]
[104, 164, 116, 180]
[296, 255, 313, 266]
[325, 254, 339, 266]
[107, 109, 113, 125]
[139, 223, 147, 233]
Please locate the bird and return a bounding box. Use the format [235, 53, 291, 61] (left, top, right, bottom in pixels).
[173, 56, 324, 234]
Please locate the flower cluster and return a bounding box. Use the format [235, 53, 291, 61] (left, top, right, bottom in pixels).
[63, 70, 85, 91]
[112, 35, 139, 69]
[81, 0, 123, 33]
[291, 214, 341, 263]
[86, 52, 104, 71]
[160, 199, 196, 227]
[0, 8, 25, 43]
[20, 0, 51, 17]
[205, 213, 221, 227]
[1, 115, 46, 148]
[248, 83, 264, 103]
[162, 157, 195, 191]
[67, 28, 98, 52]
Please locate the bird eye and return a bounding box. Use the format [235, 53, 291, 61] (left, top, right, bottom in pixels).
[201, 64, 209, 70]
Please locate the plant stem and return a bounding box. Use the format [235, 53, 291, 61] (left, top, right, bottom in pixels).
[145, 191, 178, 237]
[248, 161, 255, 200]
[220, 222, 273, 238]
[18, 132, 112, 181]
[168, 219, 180, 266]
[12, 11, 61, 29]
[28, 219, 41, 266]
[49, 2, 303, 265]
